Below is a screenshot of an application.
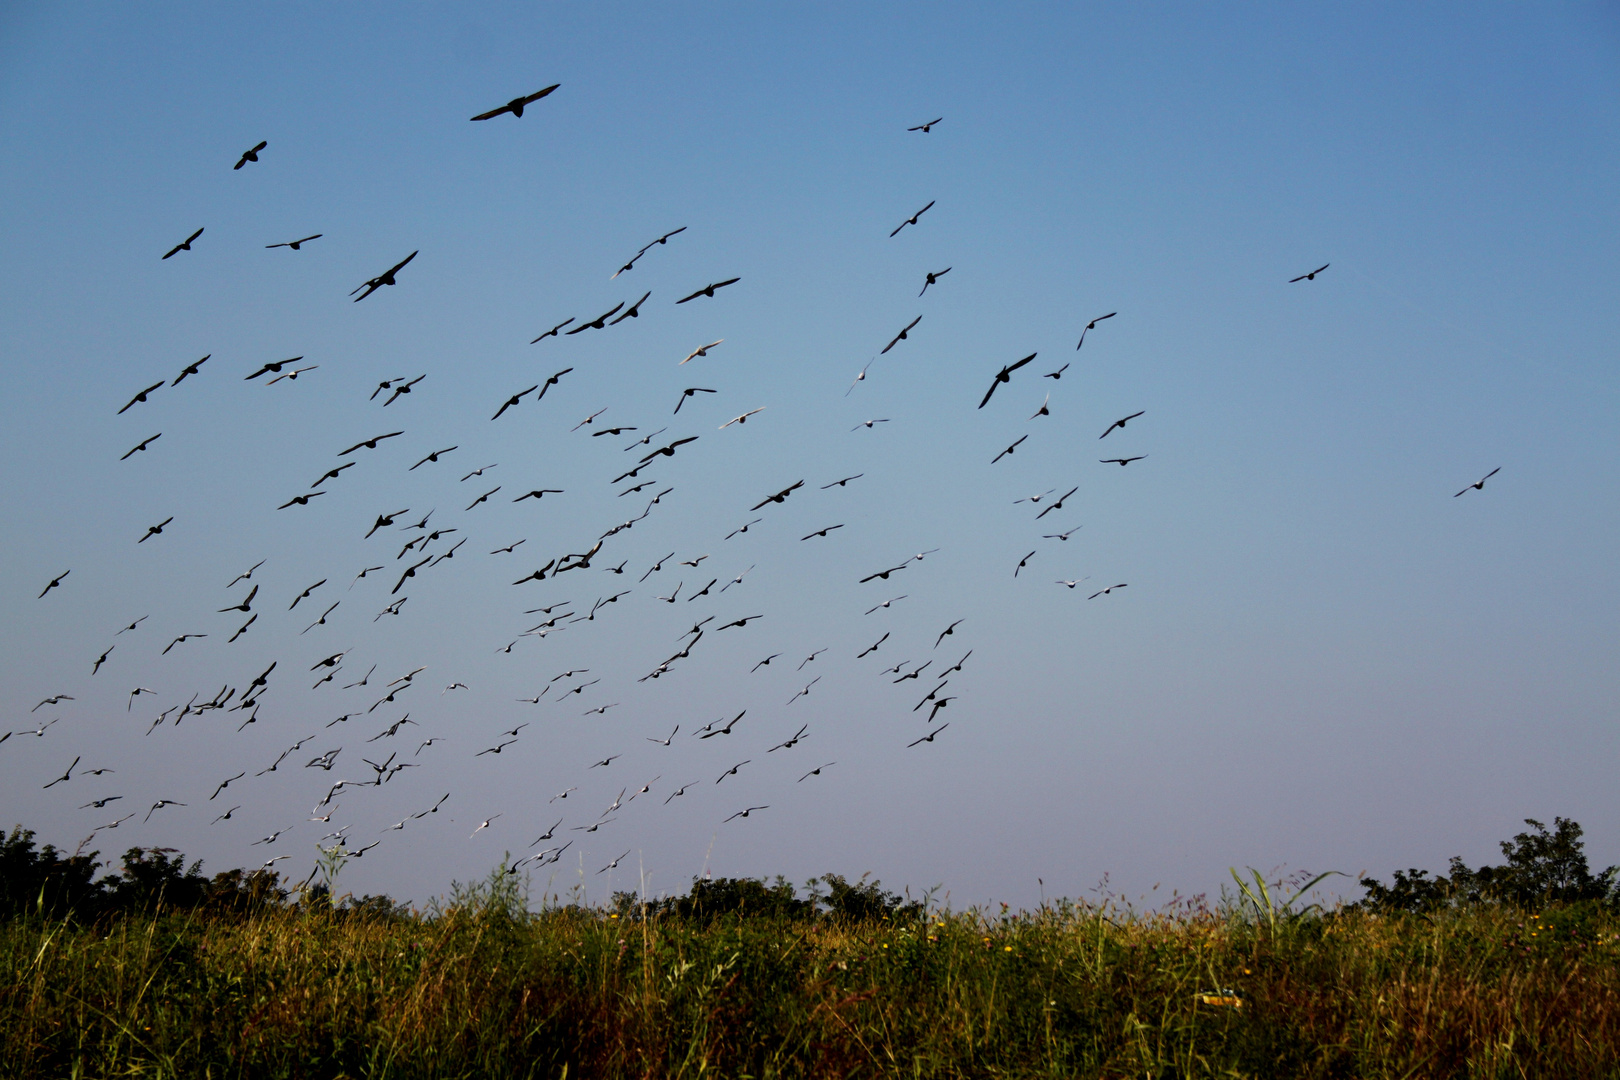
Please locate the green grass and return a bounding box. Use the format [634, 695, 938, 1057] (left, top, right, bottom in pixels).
[4, 881, 1619, 1079]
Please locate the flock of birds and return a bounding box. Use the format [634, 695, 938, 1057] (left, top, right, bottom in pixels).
[13, 86, 1505, 892]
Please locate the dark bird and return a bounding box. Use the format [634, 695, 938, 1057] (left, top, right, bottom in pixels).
[227, 560, 266, 588]
[1290, 263, 1330, 283]
[138, 517, 174, 543]
[613, 226, 687, 279]
[859, 562, 909, 584]
[1100, 411, 1144, 439]
[364, 510, 408, 538]
[171, 355, 210, 385]
[750, 480, 804, 511]
[42, 756, 79, 789]
[383, 375, 424, 405]
[801, 523, 844, 540]
[210, 772, 245, 800]
[572, 408, 608, 431]
[289, 580, 326, 609]
[266, 234, 321, 250]
[392, 558, 429, 595]
[716, 760, 750, 784]
[890, 200, 935, 237]
[908, 724, 948, 747]
[675, 278, 740, 304]
[469, 84, 560, 121]
[531, 318, 574, 343]
[339, 431, 403, 455]
[161, 227, 203, 260]
[823, 474, 863, 489]
[218, 584, 258, 613]
[934, 620, 963, 648]
[351, 251, 418, 302]
[798, 763, 835, 782]
[1014, 550, 1036, 577]
[536, 368, 573, 400]
[80, 796, 122, 809]
[33, 694, 74, 710]
[993, 435, 1028, 463]
[1043, 527, 1081, 541]
[278, 492, 324, 509]
[117, 381, 164, 414]
[1035, 487, 1078, 519]
[725, 519, 762, 540]
[245, 356, 304, 381]
[673, 387, 718, 415]
[725, 806, 769, 822]
[1044, 363, 1069, 380]
[1100, 456, 1147, 466]
[566, 302, 625, 333]
[410, 447, 456, 470]
[919, 267, 951, 295]
[1454, 467, 1501, 498]
[979, 352, 1036, 408]
[857, 633, 889, 657]
[1075, 312, 1117, 350]
[881, 315, 922, 354]
[144, 799, 185, 822]
[1089, 583, 1127, 599]
[38, 571, 70, 598]
[311, 462, 354, 487]
[465, 487, 500, 511]
[609, 291, 651, 324]
[229, 614, 257, 641]
[639, 435, 697, 463]
[770, 723, 809, 751]
[233, 140, 267, 169]
[488, 386, 540, 421]
[514, 489, 563, 502]
[908, 117, 943, 133]
[1030, 394, 1051, 419]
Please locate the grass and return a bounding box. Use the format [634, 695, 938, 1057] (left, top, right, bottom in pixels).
[4, 872, 1619, 1079]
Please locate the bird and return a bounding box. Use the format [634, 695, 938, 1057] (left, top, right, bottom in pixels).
[233, 140, 267, 169]
[865, 595, 907, 615]
[469, 84, 560, 121]
[1290, 263, 1330, 283]
[890, 200, 935, 237]
[908, 724, 948, 747]
[229, 615, 258, 641]
[38, 571, 69, 598]
[170, 354, 210, 385]
[720, 408, 765, 429]
[339, 432, 403, 455]
[750, 480, 804, 511]
[673, 387, 717, 414]
[1044, 363, 1069, 380]
[845, 359, 874, 396]
[210, 772, 245, 800]
[364, 510, 409, 538]
[675, 277, 742, 304]
[798, 763, 835, 782]
[919, 267, 951, 295]
[908, 117, 943, 133]
[859, 562, 909, 584]
[716, 760, 750, 784]
[266, 234, 321, 250]
[33, 695, 74, 711]
[881, 315, 922, 354]
[1044, 527, 1081, 541]
[613, 227, 688, 278]
[1030, 394, 1051, 420]
[609, 291, 651, 324]
[858, 633, 889, 657]
[1100, 411, 1145, 439]
[648, 725, 680, 746]
[725, 806, 769, 822]
[590, 754, 620, 769]
[787, 676, 820, 704]
[597, 851, 630, 875]
[1089, 583, 1127, 599]
[469, 814, 503, 838]
[640, 436, 698, 463]
[531, 318, 575, 343]
[1056, 579, 1086, 589]
[144, 800, 186, 822]
[536, 368, 574, 400]
[721, 565, 755, 592]
[1035, 487, 1078, 519]
[310, 462, 353, 487]
[1075, 312, 1117, 350]
[118, 381, 165, 414]
[513, 488, 563, 502]
[572, 408, 608, 432]
[219, 584, 258, 614]
[121, 433, 162, 460]
[409, 446, 457, 471]
[1100, 456, 1147, 466]
[979, 353, 1037, 408]
[461, 463, 497, 481]
[382, 375, 424, 405]
[852, 418, 891, 431]
[801, 523, 844, 540]
[278, 492, 324, 510]
[934, 620, 963, 648]
[161, 227, 204, 260]
[245, 356, 306, 381]
[1014, 550, 1036, 577]
[351, 251, 418, 302]
[491, 386, 539, 421]
[289, 580, 326, 609]
[681, 339, 724, 365]
[1454, 467, 1501, 497]
[138, 517, 174, 543]
[80, 796, 122, 809]
[42, 756, 79, 789]
[993, 435, 1028, 464]
[566, 303, 625, 333]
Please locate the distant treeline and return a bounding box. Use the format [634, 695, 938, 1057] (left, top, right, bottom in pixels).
[3, 816, 1616, 923]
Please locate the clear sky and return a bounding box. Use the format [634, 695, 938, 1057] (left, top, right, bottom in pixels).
[2, 3, 1617, 910]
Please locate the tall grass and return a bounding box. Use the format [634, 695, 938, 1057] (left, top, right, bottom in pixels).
[3, 877, 1617, 1078]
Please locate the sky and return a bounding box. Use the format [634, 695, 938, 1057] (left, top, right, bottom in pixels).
[1, 3, 1617, 911]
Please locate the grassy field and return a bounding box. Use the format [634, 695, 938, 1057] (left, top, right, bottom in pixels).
[4, 867, 1619, 1079]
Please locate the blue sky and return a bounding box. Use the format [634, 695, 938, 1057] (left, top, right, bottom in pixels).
[2, 3, 1617, 908]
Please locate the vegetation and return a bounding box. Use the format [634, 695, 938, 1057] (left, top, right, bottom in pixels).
[3, 821, 1619, 1078]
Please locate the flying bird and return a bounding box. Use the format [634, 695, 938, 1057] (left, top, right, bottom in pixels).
[1035, 487, 1078, 519]
[469, 84, 560, 121]
[750, 480, 803, 510]
[979, 352, 1036, 408]
[492, 386, 538, 421]
[823, 474, 863, 488]
[382, 375, 423, 404]
[161, 227, 204, 260]
[720, 407, 764, 428]
[233, 140, 267, 169]
[675, 278, 740, 304]
[801, 523, 844, 540]
[117, 381, 165, 414]
[1044, 363, 1069, 380]
[137, 517, 174, 543]
[266, 234, 321, 250]
[170, 354, 210, 385]
[1454, 467, 1502, 497]
[798, 763, 835, 782]
[934, 620, 963, 648]
[410, 446, 456, 470]
[609, 291, 651, 324]
[1290, 263, 1330, 283]
[278, 492, 324, 509]
[681, 339, 723, 365]
[857, 633, 888, 657]
[1014, 550, 1036, 577]
[908, 118, 943, 133]
[38, 571, 70, 598]
[1100, 456, 1147, 466]
[1099, 411, 1144, 439]
[919, 267, 951, 295]
[881, 315, 922, 354]
[725, 806, 769, 822]
[890, 200, 935, 237]
[339, 431, 403, 455]
[1089, 583, 1127, 599]
[536, 368, 573, 401]
[351, 251, 418, 302]
[865, 595, 907, 615]
[993, 435, 1028, 463]
[531, 318, 574, 343]
[639, 436, 697, 463]
[245, 356, 304, 381]
[852, 418, 890, 431]
[566, 303, 625, 333]
[845, 359, 874, 396]
[1075, 312, 1117, 350]
[310, 462, 353, 487]
[908, 724, 948, 748]
[1030, 394, 1051, 420]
